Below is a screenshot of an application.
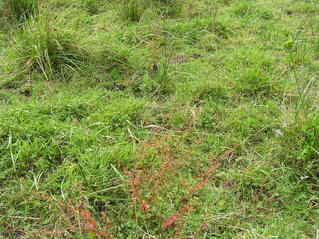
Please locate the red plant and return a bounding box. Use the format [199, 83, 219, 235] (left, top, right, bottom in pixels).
[59, 200, 113, 239]
[126, 132, 237, 236]
[161, 148, 235, 231]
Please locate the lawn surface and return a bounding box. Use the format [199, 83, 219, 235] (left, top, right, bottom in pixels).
[0, 0, 319, 238]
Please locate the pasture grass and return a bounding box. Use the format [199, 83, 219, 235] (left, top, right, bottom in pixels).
[0, 0, 319, 238]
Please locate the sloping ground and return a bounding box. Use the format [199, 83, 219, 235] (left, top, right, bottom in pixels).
[0, 0, 319, 238]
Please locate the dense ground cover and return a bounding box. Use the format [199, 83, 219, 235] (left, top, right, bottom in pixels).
[0, 0, 319, 238]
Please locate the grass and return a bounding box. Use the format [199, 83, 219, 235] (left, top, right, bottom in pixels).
[3, 0, 40, 23]
[6, 14, 89, 81]
[0, 0, 319, 238]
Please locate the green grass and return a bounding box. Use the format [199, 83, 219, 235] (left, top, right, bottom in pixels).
[3, 0, 39, 23]
[1, 0, 319, 238]
[5, 12, 89, 81]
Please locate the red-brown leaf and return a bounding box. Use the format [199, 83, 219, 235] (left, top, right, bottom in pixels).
[162, 214, 178, 229]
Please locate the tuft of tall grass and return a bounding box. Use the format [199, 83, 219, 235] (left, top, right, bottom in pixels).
[280, 113, 319, 182]
[4, 0, 39, 23]
[119, 0, 147, 22]
[119, 0, 183, 22]
[9, 16, 88, 81]
[135, 57, 175, 99]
